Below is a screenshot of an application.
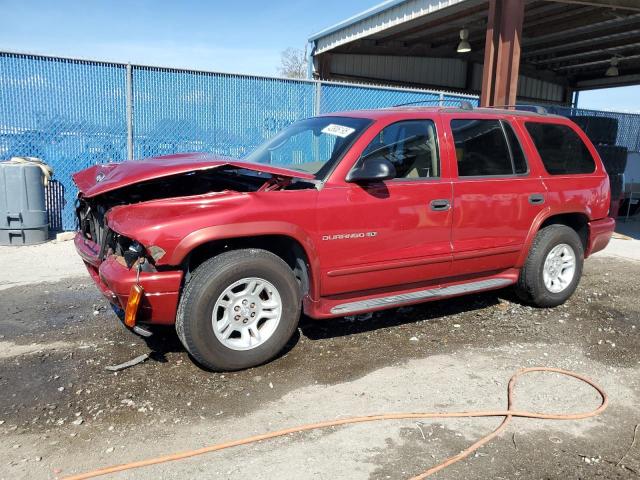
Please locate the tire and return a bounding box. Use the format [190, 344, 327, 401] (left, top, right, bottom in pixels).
[596, 145, 628, 175]
[176, 249, 301, 371]
[570, 115, 618, 145]
[515, 225, 584, 308]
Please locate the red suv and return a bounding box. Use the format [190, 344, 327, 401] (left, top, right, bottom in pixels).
[73, 106, 615, 370]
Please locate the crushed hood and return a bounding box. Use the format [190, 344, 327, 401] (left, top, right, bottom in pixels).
[72, 152, 315, 198]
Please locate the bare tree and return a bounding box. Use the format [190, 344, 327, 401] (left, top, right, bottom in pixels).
[278, 47, 307, 79]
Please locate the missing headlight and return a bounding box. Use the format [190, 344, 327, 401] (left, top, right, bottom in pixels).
[123, 241, 144, 269]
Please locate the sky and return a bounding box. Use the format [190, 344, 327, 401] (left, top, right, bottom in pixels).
[0, 0, 374, 75]
[1, 0, 638, 112]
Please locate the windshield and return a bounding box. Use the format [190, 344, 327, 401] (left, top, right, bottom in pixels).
[244, 116, 371, 179]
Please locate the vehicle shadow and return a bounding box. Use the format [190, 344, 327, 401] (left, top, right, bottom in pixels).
[137, 289, 512, 370]
[299, 290, 506, 341]
[139, 324, 301, 372]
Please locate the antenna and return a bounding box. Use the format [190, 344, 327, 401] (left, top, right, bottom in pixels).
[392, 99, 441, 107]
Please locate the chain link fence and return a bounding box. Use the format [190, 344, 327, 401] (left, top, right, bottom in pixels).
[548, 106, 640, 152]
[132, 67, 317, 160]
[1, 51, 638, 231]
[318, 81, 478, 113]
[0, 53, 127, 231]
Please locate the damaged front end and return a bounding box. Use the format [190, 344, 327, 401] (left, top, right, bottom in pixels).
[73, 154, 317, 328]
[74, 203, 184, 328]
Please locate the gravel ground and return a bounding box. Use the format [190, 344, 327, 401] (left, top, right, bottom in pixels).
[0, 236, 639, 479]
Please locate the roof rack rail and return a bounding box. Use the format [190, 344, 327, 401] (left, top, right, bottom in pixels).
[392, 99, 476, 109]
[485, 104, 548, 115]
[459, 100, 474, 110]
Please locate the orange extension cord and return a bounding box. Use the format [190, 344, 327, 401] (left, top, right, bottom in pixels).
[63, 367, 608, 480]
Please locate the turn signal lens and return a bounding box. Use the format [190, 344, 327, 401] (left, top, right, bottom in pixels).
[124, 284, 144, 327]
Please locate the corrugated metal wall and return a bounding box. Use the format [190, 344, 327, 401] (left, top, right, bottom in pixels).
[311, 0, 569, 102]
[330, 54, 468, 89]
[327, 58, 566, 103]
[469, 63, 565, 103]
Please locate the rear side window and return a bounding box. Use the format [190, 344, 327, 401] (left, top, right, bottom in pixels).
[451, 119, 527, 176]
[525, 122, 596, 175]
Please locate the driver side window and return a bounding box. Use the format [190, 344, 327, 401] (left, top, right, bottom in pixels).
[359, 120, 440, 179]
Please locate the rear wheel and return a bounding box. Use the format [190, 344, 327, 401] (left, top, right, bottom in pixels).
[176, 249, 301, 371]
[515, 225, 584, 307]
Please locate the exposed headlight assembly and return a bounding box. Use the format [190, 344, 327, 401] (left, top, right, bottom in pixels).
[123, 241, 145, 269]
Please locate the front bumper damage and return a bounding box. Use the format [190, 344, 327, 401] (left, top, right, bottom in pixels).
[75, 234, 183, 325]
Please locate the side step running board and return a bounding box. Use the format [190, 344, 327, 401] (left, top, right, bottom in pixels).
[330, 278, 513, 315]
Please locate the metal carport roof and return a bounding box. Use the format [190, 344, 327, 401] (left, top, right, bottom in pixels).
[308, 0, 640, 105]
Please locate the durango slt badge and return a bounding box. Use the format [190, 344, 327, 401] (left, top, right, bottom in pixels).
[322, 232, 378, 240]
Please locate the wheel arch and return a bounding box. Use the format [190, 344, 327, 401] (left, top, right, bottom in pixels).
[174, 224, 319, 299]
[517, 211, 590, 266]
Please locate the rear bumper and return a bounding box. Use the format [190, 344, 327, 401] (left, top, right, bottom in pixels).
[75, 234, 183, 325]
[586, 217, 615, 257]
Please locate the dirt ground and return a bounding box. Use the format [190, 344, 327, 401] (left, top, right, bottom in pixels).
[1, 233, 639, 479]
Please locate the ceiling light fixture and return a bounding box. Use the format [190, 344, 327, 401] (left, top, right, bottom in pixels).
[605, 57, 620, 77]
[457, 28, 471, 54]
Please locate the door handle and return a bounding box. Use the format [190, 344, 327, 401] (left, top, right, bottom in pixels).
[430, 199, 451, 211]
[528, 193, 545, 205]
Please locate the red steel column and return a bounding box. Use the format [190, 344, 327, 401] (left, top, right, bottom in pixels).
[480, 0, 525, 107]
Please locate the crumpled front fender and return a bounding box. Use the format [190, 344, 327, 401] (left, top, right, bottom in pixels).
[105, 191, 249, 260]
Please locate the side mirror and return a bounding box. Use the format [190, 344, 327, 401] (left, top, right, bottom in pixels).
[346, 158, 396, 183]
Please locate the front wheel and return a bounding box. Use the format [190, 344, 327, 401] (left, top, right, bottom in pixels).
[515, 225, 584, 307]
[176, 249, 301, 371]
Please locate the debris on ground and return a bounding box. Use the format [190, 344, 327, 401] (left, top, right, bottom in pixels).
[616, 424, 640, 468]
[105, 353, 150, 372]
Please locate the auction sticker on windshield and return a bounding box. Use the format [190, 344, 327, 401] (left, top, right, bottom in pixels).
[321, 124, 356, 138]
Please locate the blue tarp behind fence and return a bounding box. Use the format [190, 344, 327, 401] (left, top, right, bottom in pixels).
[1, 51, 639, 230]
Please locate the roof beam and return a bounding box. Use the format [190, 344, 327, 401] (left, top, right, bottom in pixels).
[523, 12, 640, 47]
[555, 52, 640, 70]
[524, 8, 611, 38]
[403, 2, 568, 47]
[522, 5, 596, 32]
[422, 4, 595, 48]
[331, 41, 456, 58]
[522, 27, 640, 58]
[546, 0, 640, 12]
[405, 15, 487, 41]
[411, 23, 487, 48]
[531, 36, 640, 64]
[376, 3, 488, 43]
[576, 72, 640, 89]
